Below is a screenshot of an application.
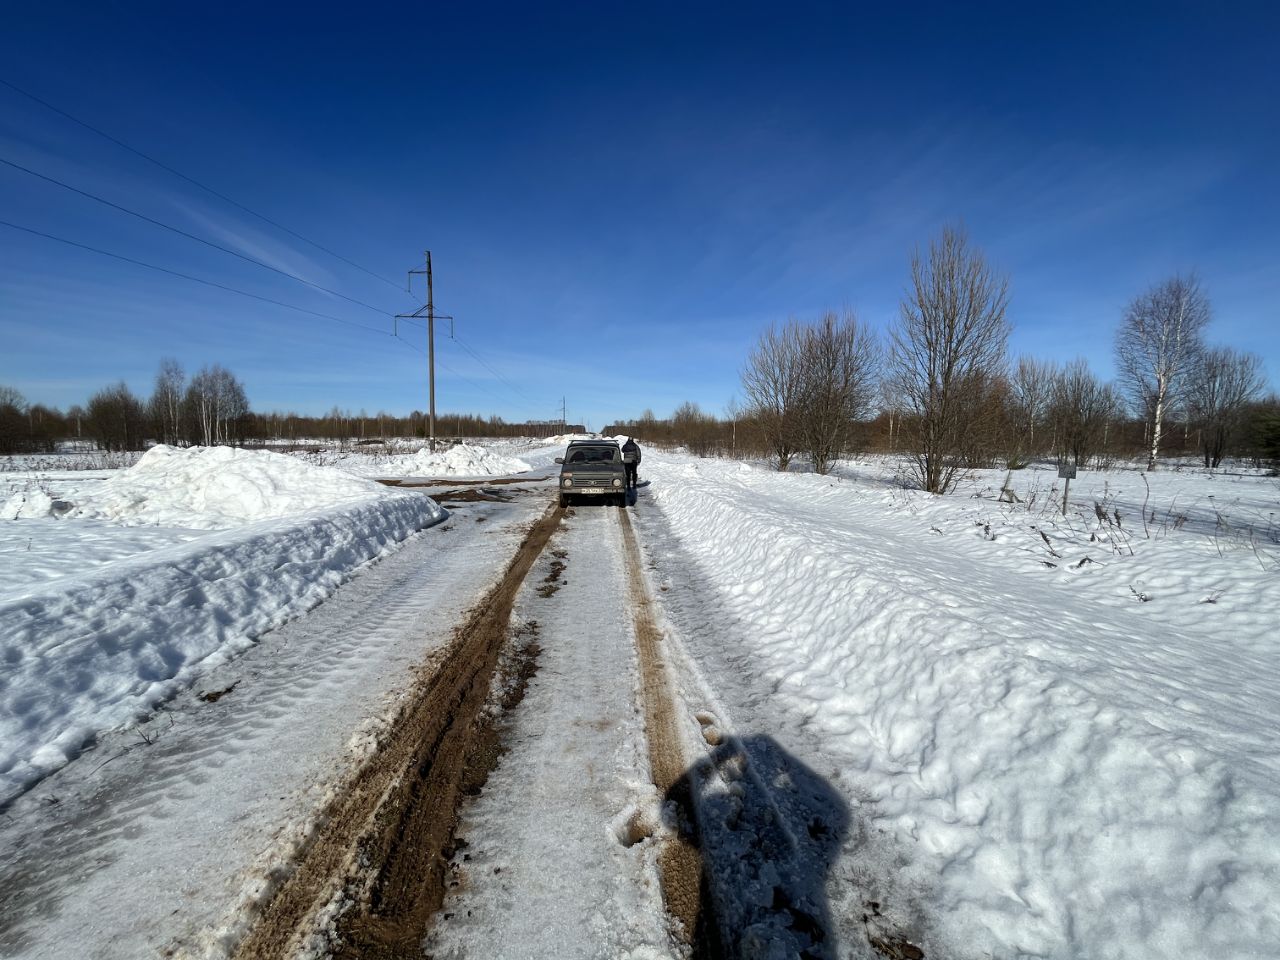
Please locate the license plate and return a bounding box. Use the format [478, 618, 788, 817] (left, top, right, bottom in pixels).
[577, 488, 605, 495]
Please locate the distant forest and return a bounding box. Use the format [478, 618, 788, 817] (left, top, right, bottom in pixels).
[0, 358, 580, 455]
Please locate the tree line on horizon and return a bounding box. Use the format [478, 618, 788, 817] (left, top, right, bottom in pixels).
[3, 226, 1275, 482]
[0, 361, 579, 456]
[607, 227, 1278, 489]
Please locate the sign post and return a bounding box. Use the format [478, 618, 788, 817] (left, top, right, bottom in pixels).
[1058, 462, 1077, 516]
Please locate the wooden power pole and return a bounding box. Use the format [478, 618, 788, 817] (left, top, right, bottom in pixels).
[397, 251, 451, 451]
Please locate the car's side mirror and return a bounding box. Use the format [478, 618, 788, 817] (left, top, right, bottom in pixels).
[554, 457, 564, 464]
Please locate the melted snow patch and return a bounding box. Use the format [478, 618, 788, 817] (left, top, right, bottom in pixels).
[68, 445, 387, 529]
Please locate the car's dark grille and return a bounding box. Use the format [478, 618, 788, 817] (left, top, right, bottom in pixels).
[570, 477, 612, 487]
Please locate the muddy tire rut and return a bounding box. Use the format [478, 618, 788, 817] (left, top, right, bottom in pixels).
[232, 503, 564, 960]
[618, 509, 718, 956]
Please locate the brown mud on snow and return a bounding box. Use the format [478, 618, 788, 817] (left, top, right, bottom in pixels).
[375, 476, 534, 488]
[617, 509, 718, 955]
[231, 502, 565, 960]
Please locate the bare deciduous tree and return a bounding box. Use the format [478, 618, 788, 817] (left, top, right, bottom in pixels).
[888, 226, 1011, 493]
[185, 364, 249, 446]
[1115, 273, 1210, 469]
[1009, 355, 1056, 464]
[795, 311, 879, 474]
[1048, 359, 1122, 467]
[1186, 347, 1266, 467]
[149, 357, 186, 446]
[87, 382, 147, 452]
[741, 320, 806, 469]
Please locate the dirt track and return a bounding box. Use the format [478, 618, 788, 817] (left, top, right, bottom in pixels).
[231, 500, 715, 959]
[618, 509, 713, 953]
[232, 502, 564, 960]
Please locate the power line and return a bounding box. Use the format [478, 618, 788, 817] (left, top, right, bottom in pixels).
[0, 218, 395, 337]
[449, 332, 546, 410]
[0, 76, 409, 294]
[394, 331, 513, 409]
[0, 154, 398, 317]
[398, 314, 545, 412]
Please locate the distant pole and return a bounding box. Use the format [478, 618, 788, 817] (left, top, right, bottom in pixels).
[397, 251, 452, 453]
[426, 250, 436, 450]
[1062, 475, 1070, 517]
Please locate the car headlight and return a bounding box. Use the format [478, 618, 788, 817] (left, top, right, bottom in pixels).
[612, 477, 622, 487]
[563, 478, 573, 488]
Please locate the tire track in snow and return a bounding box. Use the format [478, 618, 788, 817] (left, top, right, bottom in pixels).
[233, 501, 565, 959]
[618, 508, 716, 954]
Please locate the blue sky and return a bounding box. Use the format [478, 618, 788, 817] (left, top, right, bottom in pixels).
[2, 2, 1277, 430]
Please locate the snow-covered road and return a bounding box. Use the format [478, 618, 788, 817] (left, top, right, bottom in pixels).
[0, 490, 547, 959]
[425, 506, 674, 960]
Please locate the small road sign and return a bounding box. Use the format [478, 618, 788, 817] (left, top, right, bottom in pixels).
[1058, 463, 1077, 479]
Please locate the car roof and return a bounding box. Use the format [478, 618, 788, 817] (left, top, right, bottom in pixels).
[567, 438, 619, 446]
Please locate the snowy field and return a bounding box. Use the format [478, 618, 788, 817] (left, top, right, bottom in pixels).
[4, 436, 1275, 958]
[0, 446, 444, 805]
[637, 450, 1280, 959]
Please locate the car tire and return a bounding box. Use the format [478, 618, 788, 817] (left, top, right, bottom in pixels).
[558, 493, 569, 508]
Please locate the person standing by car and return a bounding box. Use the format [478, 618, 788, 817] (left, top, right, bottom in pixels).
[622, 437, 641, 489]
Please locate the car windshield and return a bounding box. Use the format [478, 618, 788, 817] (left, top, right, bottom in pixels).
[566, 446, 617, 463]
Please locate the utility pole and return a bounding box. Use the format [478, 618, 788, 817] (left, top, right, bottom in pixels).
[561, 396, 567, 434]
[426, 251, 435, 448]
[397, 251, 451, 451]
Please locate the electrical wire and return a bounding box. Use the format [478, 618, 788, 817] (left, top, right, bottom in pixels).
[0, 218, 395, 337]
[393, 332, 520, 410]
[0, 154, 397, 317]
[0, 76, 409, 294]
[449, 332, 546, 409]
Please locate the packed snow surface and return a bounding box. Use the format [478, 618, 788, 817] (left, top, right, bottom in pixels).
[643, 451, 1280, 959]
[0, 446, 444, 805]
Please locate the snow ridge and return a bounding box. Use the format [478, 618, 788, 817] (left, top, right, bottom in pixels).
[645, 453, 1279, 960]
[0, 493, 443, 807]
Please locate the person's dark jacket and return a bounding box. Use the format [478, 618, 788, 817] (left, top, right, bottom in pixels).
[622, 438, 641, 464]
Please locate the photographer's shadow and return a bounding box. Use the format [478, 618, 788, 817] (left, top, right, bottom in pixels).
[663, 734, 850, 959]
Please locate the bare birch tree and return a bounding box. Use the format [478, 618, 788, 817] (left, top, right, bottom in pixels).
[149, 358, 186, 446]
[889, 226, 1011, 493]
[185, 364, 248, 446]
[1115, 273, 1210, 469]
[1186, 347, 1266, 467]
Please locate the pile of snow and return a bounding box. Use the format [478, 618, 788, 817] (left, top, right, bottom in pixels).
[1, 488, 57, 520]
[644, 452, 1280, 958]
[0, 446, 446, 805]
[58, 445, 391, 529]
[397, 443, 531, 477]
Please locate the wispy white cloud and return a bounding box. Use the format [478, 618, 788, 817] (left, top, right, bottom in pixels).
[169, 200, 336, 289]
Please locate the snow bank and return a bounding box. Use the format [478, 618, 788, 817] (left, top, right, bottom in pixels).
[62, 444, 391, 529]
[0, 447, 446, 806]
[399, 443, 530, 477]
[645, 453, 1280, 959]
[1, 489, 57, 520]
[295, 442, 533, 478]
